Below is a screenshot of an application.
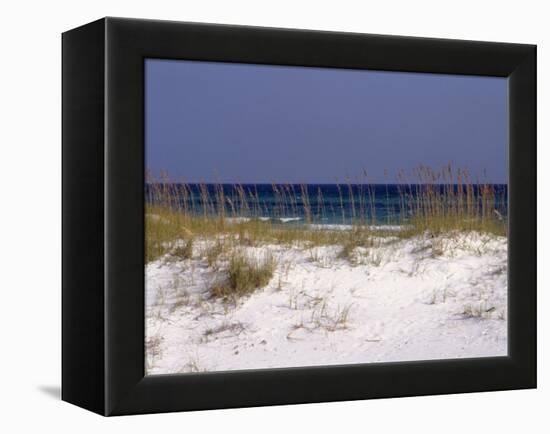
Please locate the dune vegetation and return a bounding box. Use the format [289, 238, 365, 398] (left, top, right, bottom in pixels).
[146, 165, 507, 265]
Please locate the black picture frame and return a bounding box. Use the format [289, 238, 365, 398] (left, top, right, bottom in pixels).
[62, 17, 536, 416]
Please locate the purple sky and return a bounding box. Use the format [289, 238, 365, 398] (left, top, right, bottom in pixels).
[145, 59, 508, 184]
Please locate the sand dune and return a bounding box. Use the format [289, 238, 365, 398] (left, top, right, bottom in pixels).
[145, 231, 507, 374]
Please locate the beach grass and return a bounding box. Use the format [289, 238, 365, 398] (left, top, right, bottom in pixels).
[210, 252, 277, 301]
[145, 165, 507, 264]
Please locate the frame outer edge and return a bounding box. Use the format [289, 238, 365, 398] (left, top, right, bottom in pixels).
[62, 18, 107, 415]
[508, 46, 537, 387]
[100, 17, 537, 415]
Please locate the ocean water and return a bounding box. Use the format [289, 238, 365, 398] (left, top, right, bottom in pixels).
[146, 183, 508, 226]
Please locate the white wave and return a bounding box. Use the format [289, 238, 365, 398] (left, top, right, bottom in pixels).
[225, 217, 251, 224]
[308, 223, 408, 231]
[279, 217, 302, 223]
[308, 224, 353, 231]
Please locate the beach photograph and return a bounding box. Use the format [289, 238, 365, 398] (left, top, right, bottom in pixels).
[144, 59, 508, 375]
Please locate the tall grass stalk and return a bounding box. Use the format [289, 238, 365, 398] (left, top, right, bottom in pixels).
[145, 165, 507, 263]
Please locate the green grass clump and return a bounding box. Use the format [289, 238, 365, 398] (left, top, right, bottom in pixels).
[338, 239, 359, 261]
[337, 228, 378, 263]
[172, 238, 194, 260]
[145, 207, 194, 263]
[205, 240, 225, 267]
[211, 253, 276, 300]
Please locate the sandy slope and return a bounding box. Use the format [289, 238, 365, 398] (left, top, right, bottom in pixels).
[145, 232, 507, 374]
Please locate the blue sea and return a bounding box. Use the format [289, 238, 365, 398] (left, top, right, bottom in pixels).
[146, 184, 508, 226]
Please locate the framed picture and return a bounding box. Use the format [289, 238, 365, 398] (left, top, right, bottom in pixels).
[62, 17, 536, 416]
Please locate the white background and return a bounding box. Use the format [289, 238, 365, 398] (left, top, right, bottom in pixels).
[0, 0, 546, 431]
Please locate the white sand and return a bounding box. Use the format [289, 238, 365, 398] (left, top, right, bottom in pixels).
[145, 231, 507, 374]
